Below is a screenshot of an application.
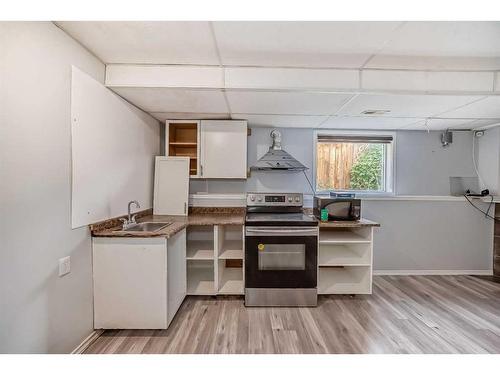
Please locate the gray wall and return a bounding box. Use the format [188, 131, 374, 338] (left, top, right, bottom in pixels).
[364, 200, 493, 272]
[191, 127, 476, 196]
[0, 22, 105, 353]
[190, 126, 493, 272]
[477, 127, 500, 195]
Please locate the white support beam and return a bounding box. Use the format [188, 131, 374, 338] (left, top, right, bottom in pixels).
[105, 65, 224, 88]
[106, 64, 500, 96]
[225, 67, 360, 90]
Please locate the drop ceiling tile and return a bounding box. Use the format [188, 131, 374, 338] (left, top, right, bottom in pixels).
[149, 112, 230, 122]
[338, 94, 484, 118]
[377, 22, 500, 57]
[57, 21, 219, 65]
[437, 96, 500, 119]
[231, 114, 327, 128]
[110, 87, 229, 113]
[213, 21, 401, 68]
[320, 116, 419, 130]
[226, 91, 354, 115]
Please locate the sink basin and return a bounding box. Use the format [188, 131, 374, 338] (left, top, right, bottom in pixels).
[121, 222, 172, 232]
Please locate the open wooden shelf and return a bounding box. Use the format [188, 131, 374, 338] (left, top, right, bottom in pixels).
[167, 122, 198, 176]
[319, 243, 371, 266]
[218, 264, 244, 295]
[187, 262, 215, 295]
[219, 240, 243, 259]
[318, 266, 371, 294]
[186, 240, 214, 260]
[319, 231, 371, 244]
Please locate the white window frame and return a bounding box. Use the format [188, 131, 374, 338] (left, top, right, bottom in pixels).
[312, 130, 396, 196]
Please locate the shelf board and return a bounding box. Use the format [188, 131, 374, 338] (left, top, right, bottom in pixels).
[170, 142, 197, 147]
[175, 155, 197, 159]
[319, 244, 370, 266]
[187, 240, 214, 260]
[187, 265, 215, 295]
[319, 231, 371, 244]
[219, 241, 243, 259]
[318, 266, 371, 295]
[218, 268, 244, 295]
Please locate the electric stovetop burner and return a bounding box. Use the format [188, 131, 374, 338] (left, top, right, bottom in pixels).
[244, 192, 318, 226]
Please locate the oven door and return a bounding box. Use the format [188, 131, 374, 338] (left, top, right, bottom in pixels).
[245, 226, 318, 288]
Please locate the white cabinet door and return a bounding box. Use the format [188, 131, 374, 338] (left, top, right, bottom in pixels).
[167, 228, 187, 326]
[200, 120, 247, 179]
[93, 237, 168, 329]
[153, 156, 189, 215]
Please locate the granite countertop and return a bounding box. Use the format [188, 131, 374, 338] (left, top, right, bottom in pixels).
[91, 208, 245, 238]
[317, 218, 380, 228]
[90, 207, 379, 238]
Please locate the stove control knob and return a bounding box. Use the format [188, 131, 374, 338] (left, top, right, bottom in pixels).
[249, 195, 255, 202]
[295, 196, 301, 202]
[257, 196, 263, 202]
[288, 197, 293, 202]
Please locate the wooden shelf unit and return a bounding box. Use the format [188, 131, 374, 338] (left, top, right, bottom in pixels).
[216, 224, 244, 295]
[166, 121, 199, 176]
[217, 260, 244, 295]
[185, 224, 244, 296]
[187, 261, 215, 295]
[318, 226, 374, 295]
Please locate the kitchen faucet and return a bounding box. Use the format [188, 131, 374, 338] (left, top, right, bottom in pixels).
[120, 200, 141, 229]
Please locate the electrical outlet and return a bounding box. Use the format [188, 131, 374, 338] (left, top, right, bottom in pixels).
[58, 256, 71, 277]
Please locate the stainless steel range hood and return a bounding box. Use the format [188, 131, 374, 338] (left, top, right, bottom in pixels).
[251, 130, 308, 171]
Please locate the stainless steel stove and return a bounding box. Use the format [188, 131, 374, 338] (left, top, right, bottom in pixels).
[244, 192, 318, 307]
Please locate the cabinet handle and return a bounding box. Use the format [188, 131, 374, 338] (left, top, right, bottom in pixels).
[184, 202, 187, 214]
[200, 165, 203, 176]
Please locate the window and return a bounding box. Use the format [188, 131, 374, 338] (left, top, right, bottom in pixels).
[315, 132, 394, 194]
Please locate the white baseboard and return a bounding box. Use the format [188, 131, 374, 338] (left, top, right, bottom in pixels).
[373, 269, 493, 276]
[71, 329, 104, 354]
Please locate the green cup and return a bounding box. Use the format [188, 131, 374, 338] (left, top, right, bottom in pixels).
[320, 208, 328, 222]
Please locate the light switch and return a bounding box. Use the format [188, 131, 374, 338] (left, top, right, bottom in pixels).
[58, 256, 71, 277]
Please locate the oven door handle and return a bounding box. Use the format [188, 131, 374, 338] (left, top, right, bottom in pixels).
[245, 227, 318, 237]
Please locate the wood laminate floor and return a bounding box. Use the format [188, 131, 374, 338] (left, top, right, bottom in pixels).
[84, 276, 500, 354]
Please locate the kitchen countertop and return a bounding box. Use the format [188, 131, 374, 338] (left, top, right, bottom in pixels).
[91, 207, 379, 238]
[91, 208, 245, 239]
[317, 218, 380, 228]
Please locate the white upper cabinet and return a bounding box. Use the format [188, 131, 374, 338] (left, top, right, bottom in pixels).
[165, 120, 247, 179]
[200, 120, 247, 179]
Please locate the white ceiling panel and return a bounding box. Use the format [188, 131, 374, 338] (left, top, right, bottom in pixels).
[226, 91, 354, 115]
[109, 87, 229, 113]
[320, 116, 419, 130]
[57, 21, 219, 64]
[213, 21, 402, 68]
[231, 114, 326, 128]
[376, 22, 500, 57]
[338, 94, 484, 118]
[437, 96, 500, 119]
[149, 112, 230, 122]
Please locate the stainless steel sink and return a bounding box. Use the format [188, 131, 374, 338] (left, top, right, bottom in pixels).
[121, 222, 172, 232]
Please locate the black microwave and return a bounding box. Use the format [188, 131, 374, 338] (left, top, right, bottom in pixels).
[313, 196, 361, 221]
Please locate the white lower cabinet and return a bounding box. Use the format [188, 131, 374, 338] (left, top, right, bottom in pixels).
[318, 226, 374, 295]
[92, 229, 186, 329]
[186, 224, 245, 296]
